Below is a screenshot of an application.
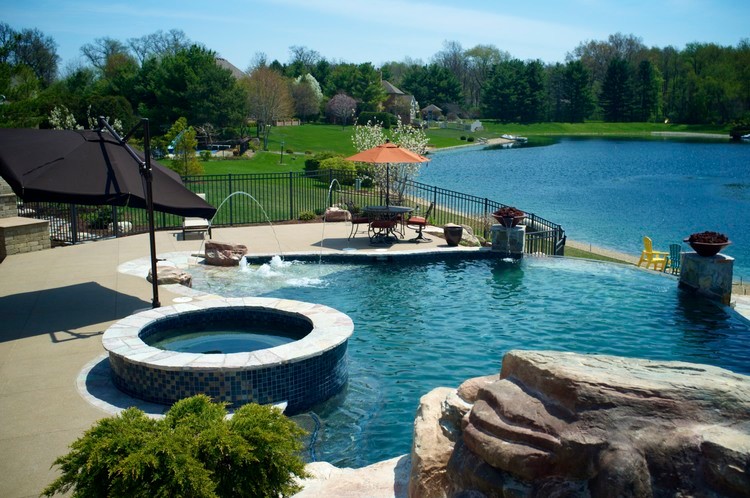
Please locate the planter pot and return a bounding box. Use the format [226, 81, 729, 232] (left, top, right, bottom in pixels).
[683, 238, 731, 257]
[492, 215, 524, 227]
[443, 224, 463, 247]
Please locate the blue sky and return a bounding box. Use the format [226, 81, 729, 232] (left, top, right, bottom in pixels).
[6, 0, 749, 72]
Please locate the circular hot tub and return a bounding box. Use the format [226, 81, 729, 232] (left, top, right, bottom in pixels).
[102, 297, 353, 414]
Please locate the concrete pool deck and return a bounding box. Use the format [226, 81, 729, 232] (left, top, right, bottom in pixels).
[1, 221, 748, 497]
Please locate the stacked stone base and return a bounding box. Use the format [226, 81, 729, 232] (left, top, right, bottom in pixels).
[0, 217, 51, 262]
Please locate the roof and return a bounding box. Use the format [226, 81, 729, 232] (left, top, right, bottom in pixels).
[421, 104, 442, 112]
[215, 57, 247, 79]
[381, 80, 405, 95]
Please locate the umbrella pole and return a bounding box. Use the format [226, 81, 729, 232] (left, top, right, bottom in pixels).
[99, 117, 160, 308]
[142, 120, 160, 308]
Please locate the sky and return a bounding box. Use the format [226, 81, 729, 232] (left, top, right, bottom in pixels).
[5, 0, 750, 73]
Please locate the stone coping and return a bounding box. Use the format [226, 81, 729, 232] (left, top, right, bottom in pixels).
[102, 297, 354, 371]
[0, 215, 49, 228]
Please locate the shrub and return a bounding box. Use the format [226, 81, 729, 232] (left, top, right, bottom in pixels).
[200, 150, 212, 161]
[304, 150, 312, 155]
[298, 210, 316, 221]
[467, 136, 475, 142]
[84, 206, 113, 229]
[285, 148, 294, 155]
[460, 136, 466, 140]
[304, 151, 339, 172]
[318, 156, 356, 185]
[42, 395, 308, 498]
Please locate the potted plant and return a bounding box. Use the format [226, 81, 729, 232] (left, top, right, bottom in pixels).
[683, 231, 731, 257]
[492, 206, 525, 227]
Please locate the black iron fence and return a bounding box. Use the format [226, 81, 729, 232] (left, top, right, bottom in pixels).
[17, 169, 566, 255]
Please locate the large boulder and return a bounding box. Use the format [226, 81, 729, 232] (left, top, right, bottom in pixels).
[147, 264, 192, 287]
[443, 350, 750, 497]
[204, 240, 247, 266]
[324, 207, 351, 222]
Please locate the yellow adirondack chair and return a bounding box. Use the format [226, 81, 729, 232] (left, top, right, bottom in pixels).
[637, 236, 669, 271]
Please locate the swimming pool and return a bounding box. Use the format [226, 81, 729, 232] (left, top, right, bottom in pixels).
[189, 255, 750, 467]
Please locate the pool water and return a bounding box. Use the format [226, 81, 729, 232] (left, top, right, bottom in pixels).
[190, 256, 750, 467]
[146, 327, 298, 354]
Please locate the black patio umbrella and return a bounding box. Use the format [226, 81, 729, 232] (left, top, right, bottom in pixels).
[0, 118, 216, 308]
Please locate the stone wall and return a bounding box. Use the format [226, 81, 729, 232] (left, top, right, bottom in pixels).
[0, 217, 51, 262]
[0, 178, 18, 218]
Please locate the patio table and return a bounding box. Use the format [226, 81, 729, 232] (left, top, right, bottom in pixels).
[364, 205, 413, 243]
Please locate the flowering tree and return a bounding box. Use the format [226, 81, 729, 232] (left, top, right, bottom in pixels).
[325, 93, 356, 128]
[352, 117, 429, 203]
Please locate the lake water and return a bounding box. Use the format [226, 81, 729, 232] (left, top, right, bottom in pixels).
[419, 138, 750, 278]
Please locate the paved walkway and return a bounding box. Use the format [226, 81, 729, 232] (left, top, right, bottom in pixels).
[0, 222, 747, 497]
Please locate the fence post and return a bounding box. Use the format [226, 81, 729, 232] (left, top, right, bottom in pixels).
[112, 205, 119, 237]
[70, 204, 78, 244]
[228, 174, 234, 226]
[483, 198, 490, 239]
[289, 172, 294, 220]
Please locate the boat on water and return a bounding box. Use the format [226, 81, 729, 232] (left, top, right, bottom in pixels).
[742, 133, 750, 140]
[501, 134, 529, 143]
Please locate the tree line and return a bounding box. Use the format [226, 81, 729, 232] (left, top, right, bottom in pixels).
[1, 24, 748, 146]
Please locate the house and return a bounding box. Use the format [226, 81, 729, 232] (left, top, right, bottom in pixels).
[381, 80, 418, 124]
[420, 104, 443, 122]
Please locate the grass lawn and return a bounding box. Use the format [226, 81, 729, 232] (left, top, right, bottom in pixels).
[563, 245, 630, 264]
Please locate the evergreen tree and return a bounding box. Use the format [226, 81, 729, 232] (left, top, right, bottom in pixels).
[633, 60, 661, 121]
[600, 57, 634, 121]
[564, 60, 594, 122]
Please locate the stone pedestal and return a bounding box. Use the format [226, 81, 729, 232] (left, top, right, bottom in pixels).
[0, 216, 51, 262]
[490, 224, 525, 258]
[679, 252, 734, 305]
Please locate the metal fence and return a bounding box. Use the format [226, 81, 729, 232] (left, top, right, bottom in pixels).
[17, 169, 566, 255]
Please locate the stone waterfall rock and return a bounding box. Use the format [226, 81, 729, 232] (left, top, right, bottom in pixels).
[203, 240, 248, 266]
[410, 350, 750, 498]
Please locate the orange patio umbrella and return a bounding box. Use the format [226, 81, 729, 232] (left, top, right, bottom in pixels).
[345, 141, 429, 206]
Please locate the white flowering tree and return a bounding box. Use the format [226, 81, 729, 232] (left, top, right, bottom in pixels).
[351, 117, 429, 204]
[49, 105, 123, 134]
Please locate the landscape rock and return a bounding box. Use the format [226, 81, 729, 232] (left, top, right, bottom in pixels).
[448, 350, 750, 497]
[203, 240, 247, 266]
[324, 207, 351, 222]
[107, 220, 133, 233]
[459, 225, 480, 246]
[409, 387, 459, 498]
[147, 265, 192, 287]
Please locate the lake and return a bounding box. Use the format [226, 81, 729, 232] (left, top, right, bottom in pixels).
[419, 137, 750, 279]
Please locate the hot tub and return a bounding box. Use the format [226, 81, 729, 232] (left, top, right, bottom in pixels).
[102, 297, 353, 414]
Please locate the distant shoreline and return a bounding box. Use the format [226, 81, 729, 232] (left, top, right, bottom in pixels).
[650, 131, 728, 139]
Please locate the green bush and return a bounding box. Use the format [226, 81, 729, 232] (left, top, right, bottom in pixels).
[318, 156, 356, 185]
[304, 151, 339, 172]
[285, 148, 294, 155]
[467, 136, 475, 142]
[298, 210, 317, 221]
[84, 206, 113, 229]
[460, 135, 467, 140]
[200, 150, 212, 161]
[42, 395, 308, 498]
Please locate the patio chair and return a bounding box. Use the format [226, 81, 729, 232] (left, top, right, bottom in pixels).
[636, 236, 668, 271]
[369, 219, 397, 243]
[407, 202, 434, 243]
[182, 193, 212, 239]
[345, 202, 370, 240]
[664, 243, 682, 274]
